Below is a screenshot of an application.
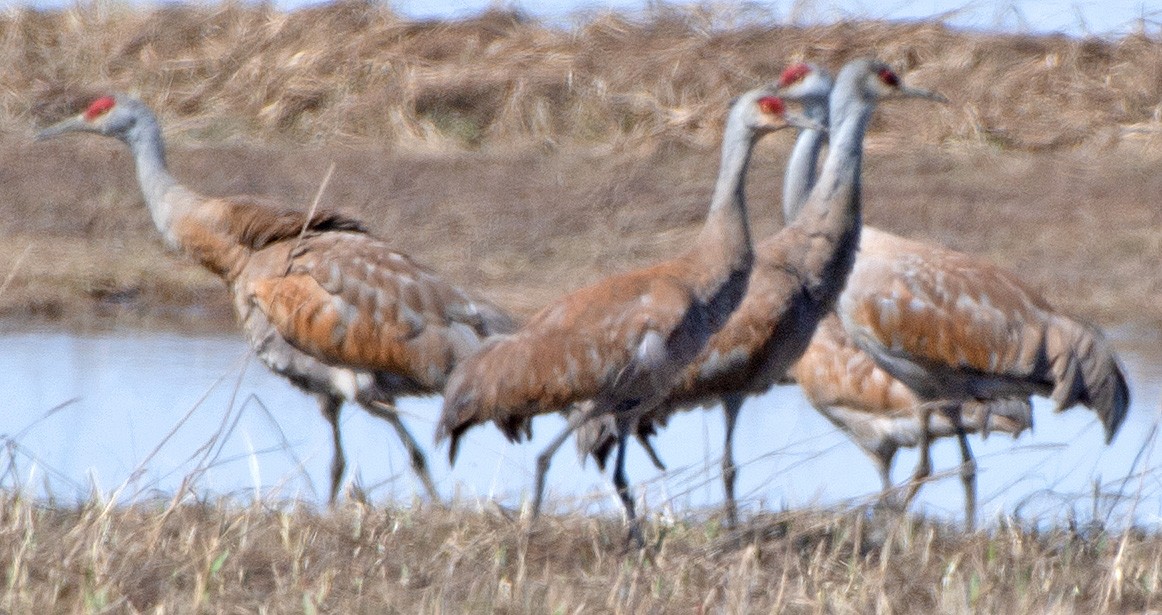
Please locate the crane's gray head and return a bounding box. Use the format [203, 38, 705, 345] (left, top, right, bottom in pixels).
[728, 87, 822, 137]
[834, 58, 946, 104]
[36, 94, 158, 145]
[774, 63, 834, 122]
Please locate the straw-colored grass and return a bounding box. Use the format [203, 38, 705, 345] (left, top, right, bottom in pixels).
[5, 2, 1162, 150]
[1, 493, 1159, 613]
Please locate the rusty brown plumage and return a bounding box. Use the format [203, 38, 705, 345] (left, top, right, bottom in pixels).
[436, 86, 807, 541]
[441, 259, 702, 447]
[577, 59, 944, 526]
[823, 226, 1129, 526]
[771, 64, 1128, 528]
[37, 93, 516, 504]
[838, 227, 1129, 438]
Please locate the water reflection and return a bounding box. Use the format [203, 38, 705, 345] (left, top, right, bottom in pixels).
[1, 326, 1159, 527]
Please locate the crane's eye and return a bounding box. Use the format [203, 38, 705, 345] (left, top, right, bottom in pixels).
[778, 63, 811, 87]
[877, 68, 900, 87]
[757, 96, 785, 116]
[84, 96, 116, 121]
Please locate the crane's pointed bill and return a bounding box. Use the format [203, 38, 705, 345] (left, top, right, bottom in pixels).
[896, 84, 948, 103]
[35, 116, 87, 141]
[784, 110, 827, 132]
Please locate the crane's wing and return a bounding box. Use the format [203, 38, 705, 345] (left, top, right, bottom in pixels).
[793, 314, 1032, 437]
[247, 231, 512, 390]
[839, 229, 1053, 386]
[437, 265, 697, 454]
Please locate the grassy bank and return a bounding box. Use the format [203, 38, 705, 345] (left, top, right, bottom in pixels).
[0, 494, 1157, 612]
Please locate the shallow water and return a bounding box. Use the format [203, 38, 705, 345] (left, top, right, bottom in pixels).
[2, 325, 1160, 527]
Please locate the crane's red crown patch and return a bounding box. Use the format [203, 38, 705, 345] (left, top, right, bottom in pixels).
[877, 68, 900, 87]
[757, 96, 785, 116]
[84, 96, 116, 121]
[778, 63, 811, 87]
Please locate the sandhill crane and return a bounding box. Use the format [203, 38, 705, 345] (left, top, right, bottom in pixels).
[778, 64, 1130, 529]
[817, 227, 1128, 527]
[37, 94, 517, 504]
[435, 87, 812, 542]
[576, 59, 947, 526]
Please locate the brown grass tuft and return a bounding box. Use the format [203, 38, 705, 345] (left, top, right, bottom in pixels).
[0, 494, 1158, 612]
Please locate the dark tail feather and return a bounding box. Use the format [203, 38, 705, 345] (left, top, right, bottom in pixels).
[1046, 317, 1131, 443]
[436, 371, 478, 465]
[575, 407, 666, 471]
[573, 404, 613, 469]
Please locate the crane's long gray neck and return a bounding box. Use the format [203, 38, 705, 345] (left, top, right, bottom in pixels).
[796, 72, 874, 230]
[698, 101, 757, 264]
[781, 102, 828, 221]
[777, 65, 876, 326]
[123, 111, 184, 246]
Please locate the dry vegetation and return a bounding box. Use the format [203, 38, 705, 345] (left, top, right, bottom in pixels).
[0, 1, 1160, 330]
[1, 493, 1160, 613]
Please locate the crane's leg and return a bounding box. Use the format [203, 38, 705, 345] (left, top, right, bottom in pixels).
[318, 395, 346, 505]
[365, 401, 441, 504]
[611, 421, 644, 548]
[721, 393, 744, 528]
[636, 432, 667, 472]
[872, 446, 898, 507]
[532, 403, 607, 519]
[902, 401, 937, 510]
[945, 407, 977, 531]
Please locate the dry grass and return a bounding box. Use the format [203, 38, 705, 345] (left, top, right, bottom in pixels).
[5, 2, 1162, 150]
[0, 493, 1158, 613]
